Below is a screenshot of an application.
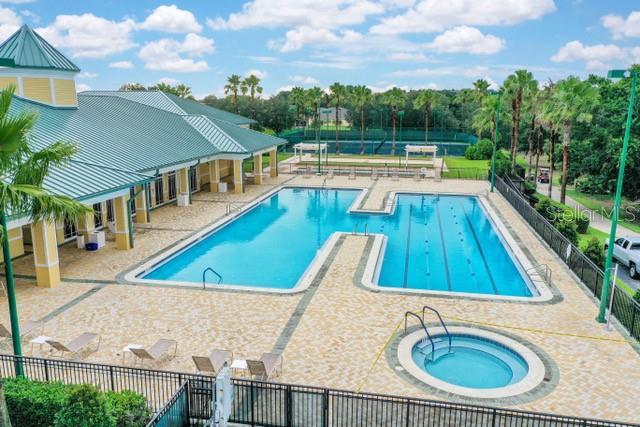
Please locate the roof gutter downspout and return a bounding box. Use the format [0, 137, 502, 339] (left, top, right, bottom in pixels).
[189, 160, 200, 205]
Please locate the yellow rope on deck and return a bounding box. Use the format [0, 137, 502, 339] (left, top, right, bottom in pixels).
[355, 317, 403, 393]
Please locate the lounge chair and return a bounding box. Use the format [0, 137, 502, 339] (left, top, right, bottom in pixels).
[0, 320, 42, 339]
[327, 169, 334, 180]
[192, 349, 232, 375]
[46, 332, 100, 359]
[246, 352, 283, 380]
[303, 166, 312, 178]
[348, 168, 356, 180]
[129, 339, 177, 365]
[391, 169, 399, 181]
[371, 169, 378, 181]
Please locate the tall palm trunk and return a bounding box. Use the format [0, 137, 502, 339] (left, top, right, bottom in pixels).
[560, 121, 571, 204]
[511, 90, 522, 169]
[360, 107, 365, 154]
[424, 104, 430, 143]
[534, 126, 542, 184]
[510, 98, 517, 163]
[335, 102, 340, 154]
[233, 91, 238, 113]
[391, 105, 397, 156]
[527, 116, 536, 177]
[314, 103, 319, 144]
[548, 130, 556, 198]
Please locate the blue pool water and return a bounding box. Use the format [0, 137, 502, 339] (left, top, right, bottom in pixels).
[142, 188, 533, 296]
[411, 334, 529, 389]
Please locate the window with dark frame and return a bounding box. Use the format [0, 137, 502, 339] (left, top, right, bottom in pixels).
[168, 172, 176, 200]
[155, 176, 164, 205]
[93, 203, 103, 228]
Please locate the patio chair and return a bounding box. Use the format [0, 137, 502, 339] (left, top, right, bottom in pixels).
[413, 169, 421, 181]
[46, 332, 100, 359]
[327, 169, 334, 180]
[391, 169, 400, 181]
[303, 166, 312, 179]
[246, 352, 283, 380]
[0, 319, 42, 339]
[371, 169, 378, 181]
[129, 339, 177, 365]
[192, 349, 232, 375]
[348, 168, 356, 180]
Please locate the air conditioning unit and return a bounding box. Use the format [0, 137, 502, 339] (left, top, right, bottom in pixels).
[177, 194, 190, 207]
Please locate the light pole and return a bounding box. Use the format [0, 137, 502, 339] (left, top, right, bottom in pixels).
[399, 111, 405, 143]
[597, 68, 638, 323]
[490, 93, 501, 192]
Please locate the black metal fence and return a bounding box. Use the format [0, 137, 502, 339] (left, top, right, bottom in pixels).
[1, 355, 637, 427]
[280, 163, 488, 181]
[495, 177, 640, 341]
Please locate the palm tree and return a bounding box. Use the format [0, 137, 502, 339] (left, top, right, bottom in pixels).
[539, 81, 558, 198]
[224, 74, 242, 113]
[543, 76, 599, 203]
[524, 86, 540, 177]
[175, 84, 192, 99]
[413, 89, 441, 144]
[305, 87, 324, 144]
[119, 82, 146, 91]
[289, 87, 305, 125]
[472, 94, 507, 150]
[504, 69, 537, 169]
[328, 82, 348, 154]
[351, 85, 373, 154]
[0, 87, 90, 362]
[382, 87, 407, 155]
[472, 79, 491, 140]
[242, 74, 263, 120]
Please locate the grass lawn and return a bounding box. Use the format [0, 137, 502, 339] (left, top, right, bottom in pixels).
[578, 226, 608, 250]
[443, 156, 489, 171]
[566, 189, 640, 233]
[243, 152, 293, 172]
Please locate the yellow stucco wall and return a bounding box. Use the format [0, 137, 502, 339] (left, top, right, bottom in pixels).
[23, 77, 52, 104]
[0, 76, 18, 91]
[53, 79, 77, 106]
[0, 228, 24, 263]
[219, 160, 232, 178]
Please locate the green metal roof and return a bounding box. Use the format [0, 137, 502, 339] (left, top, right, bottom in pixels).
[0, 25, 80, 72]
[83, 91, 256, 125]
[208, 116, 287, 153]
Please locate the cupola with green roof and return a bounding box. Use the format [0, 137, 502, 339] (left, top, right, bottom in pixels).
[0, 25, 80, 107]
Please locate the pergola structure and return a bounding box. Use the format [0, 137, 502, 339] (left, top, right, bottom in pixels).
[293, 142, 328, 160]
[404, 145, 438, 167]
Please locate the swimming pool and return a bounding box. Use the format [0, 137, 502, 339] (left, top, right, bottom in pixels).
[134, 187, 538, 297]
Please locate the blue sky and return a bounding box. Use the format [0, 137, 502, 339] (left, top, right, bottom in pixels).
[2, 0, 640, 98]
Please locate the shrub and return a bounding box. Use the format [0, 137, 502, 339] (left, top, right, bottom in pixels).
[555, 218, 579, 246]
[575, 213, 590, 234]
[634, 289, 640, 304]
[535, 198, 559, 222]
[464, 145, 478, 160]
[490, 151, 511, 177]
[105, 391, 151, 427]
[4, 377, 68, 427]
[622, 200, 640, 226]
[583, 237, 605, 268]
[465, 140, 493, 160]
[54, 385, 115, 427]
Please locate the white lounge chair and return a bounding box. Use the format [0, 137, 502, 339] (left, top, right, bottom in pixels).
[246, 352, 283, 380]
[46, 332, 100, 359]
[192, 349, 232, 375]
[129, 339, 177, 365]
[0, 320, 42, 339]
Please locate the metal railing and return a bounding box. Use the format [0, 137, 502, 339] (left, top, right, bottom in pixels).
[0, 355, 636, 427]
[202, 267, 223, 288]
[404, 311, 436, 360]
[422, 305, 452, 354]
[495, 176, 640, 342]
[146, 380, 189, 426]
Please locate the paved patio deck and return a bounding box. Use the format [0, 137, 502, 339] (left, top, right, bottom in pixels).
[1, 173, 638, 423]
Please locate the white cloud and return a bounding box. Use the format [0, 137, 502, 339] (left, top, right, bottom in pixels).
[139, 33, 215, 72]
[19, 9, 39, 24]
[109, 60, 134, 69]
[290, 75, 319, 84]
[140, 4, 202, 33]
[36, 14, 136, 58]
[391, 65, 490, 78]
[602, 11, 640, 40]
[78, 71, 97, 78]
[275, 85, 295, 93]
[0, 6, 21, 41]
[371, 0, 556, 34]
[155, 77, 179, 85]
[426, 26, 505, 54]
[245, 69, 267, 79]
[387, 52, 428, 62]
[282, 27, 363, 52]
[247, 55, 278, 63]
[208, 0, 385, 31]
[76, 83, 91, 92]
[551, 40, 624, 70]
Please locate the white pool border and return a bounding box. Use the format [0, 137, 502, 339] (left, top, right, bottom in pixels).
[124, 185, 552, 301]
[397, 326, 547, 399]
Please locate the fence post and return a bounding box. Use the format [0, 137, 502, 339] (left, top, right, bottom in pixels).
[491, 408, 497, 427]
[404, 399, 411, 427]
[109, 365, 115, 391]
[44, 358, 49, 382]
[286, 384, 292, 427]
[322, 389, 329, 427]
[632, 307, 638, 338]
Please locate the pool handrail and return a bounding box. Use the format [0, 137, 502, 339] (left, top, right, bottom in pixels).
[525, 263, 552, 285]
[404, 311, 435, 360]
[422, 305, 452, 354]
[202, 267, 223, 289]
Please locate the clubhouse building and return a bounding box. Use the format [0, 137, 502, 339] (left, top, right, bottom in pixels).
[0, 25, 285, 288]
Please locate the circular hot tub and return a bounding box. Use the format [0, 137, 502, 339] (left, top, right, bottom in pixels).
[397, 327, 545, 399]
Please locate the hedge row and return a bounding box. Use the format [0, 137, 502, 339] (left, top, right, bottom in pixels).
[3, 377, 151, 427]
[534, 196, 590, 245]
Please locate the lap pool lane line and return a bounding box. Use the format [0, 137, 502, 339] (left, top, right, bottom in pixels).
[434, 197, 452, 291]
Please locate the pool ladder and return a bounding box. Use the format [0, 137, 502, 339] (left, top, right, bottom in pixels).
[525, 263, 552, 286]
[202, 267, 223, 289]
[404, 305, 452, 361]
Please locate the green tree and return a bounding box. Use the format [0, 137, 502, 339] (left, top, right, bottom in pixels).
[351, 85, 373, 154]
[544, 76, 599, 204]
[289, 86, 306, 124]
[305, 87, 324, 145]
[174, 84, 193, 99]
[54, 385, 115, 427]
[504, 69, 537, 169]
[382, 87, 407, 155]
[0, 87, 90, 362]
[328, 82, 348, 153]
[118, 82, 145, 91]
[472, 79, 491, 140]
[241, 74, 263, 119]
[472, 94, 506, 152]
[224, 74, 242, 113]
[413, 89, 441, 143]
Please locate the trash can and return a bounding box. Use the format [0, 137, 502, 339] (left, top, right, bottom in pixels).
[85, 242, 98, 251]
